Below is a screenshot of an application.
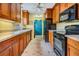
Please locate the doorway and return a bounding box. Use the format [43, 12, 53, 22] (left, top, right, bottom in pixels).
[34, 20, 42, 36]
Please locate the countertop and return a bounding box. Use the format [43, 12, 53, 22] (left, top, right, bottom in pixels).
[0, 29, 31, 42]
[48, 30, 57, 32]
[65, 35, 79, 41]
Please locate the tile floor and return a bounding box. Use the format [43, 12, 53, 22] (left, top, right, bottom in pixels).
[22, 36, 56, 56]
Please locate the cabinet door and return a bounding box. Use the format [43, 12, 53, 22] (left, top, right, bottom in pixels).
[55, 4, 59, 23]
[11, 3, 17, 21]
[46, 9, 52, 18]
[52, 4, 59, 24]
[60, 3, 65, 13]
[52, 8, 56, 23]
[60, 3, 75, 13]
[23, 33, 27, 48]
[12, 42, 19, 56]
[67, 45, 79, 56]
[49, 31, 53, 48]
[16, 4, 21, 22]
[19, 35, 24, 55]
[1, 3, 10, 19]
[0, 47, 11, 56]
[27, 32, 31, 44]
[22, 11, 29, 25]
[67, 3, 75, 8]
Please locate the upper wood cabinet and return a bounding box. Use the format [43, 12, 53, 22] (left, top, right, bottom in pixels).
[11, 3, 21, 22]
[16, 4, 21, 22]
[45, 8, 52, 18]
[0, 3, 11, 19]
[67, 3, 75, 8]
[51, 3, 75, 24]
[22, 10, 29, 25]
[59, 3, 67, 13]
[0, 3, 21, 22]
[11, 3, 17, 21]
[52, 4, 59, 24]
[59, 3, 75, 13]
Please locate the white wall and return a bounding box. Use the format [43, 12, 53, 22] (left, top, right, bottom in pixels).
[56, 21, 79, 31]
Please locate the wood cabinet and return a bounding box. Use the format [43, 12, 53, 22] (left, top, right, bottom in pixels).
[52, 4, 59, 24]
[0, 3, 21, 22]
[0, 38, 12, 56]
[0, 3, 10, 19]
[22, 10, 29, 25]
[51, 3, 75, 24]
[12, 42, 19, 56]
[11, 36, 19, 56]
[67, 38, 79, 56]
[11, 3, 17, 21]
[67, 44, 79, 56]
[45, 8, 52, 19]
[0, 47, 11, 56]
[48, 31, 53, 48]
[67, 3, 75, 8]
[19, 34, 25, 55]
[23, 33, 27, 49]
[59, 3, 67, 13]
[16, 4, 21, 22]
[0, 30, 32, 56]
[11, 3, 21, 22]
[59, 3, 75, 13]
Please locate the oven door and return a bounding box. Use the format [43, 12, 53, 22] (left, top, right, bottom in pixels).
[54, 37, 66, 56]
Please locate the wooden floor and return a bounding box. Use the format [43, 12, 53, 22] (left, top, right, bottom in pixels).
[22, 36, 56, 56]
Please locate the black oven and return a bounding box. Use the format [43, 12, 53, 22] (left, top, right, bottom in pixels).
[54, 32, 67, 56]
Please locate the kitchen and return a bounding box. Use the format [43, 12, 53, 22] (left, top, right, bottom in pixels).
[0, 3, 79, 56]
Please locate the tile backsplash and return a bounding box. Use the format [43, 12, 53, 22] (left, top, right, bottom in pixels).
[0, 18, 16, 31]
[57, 21, 79, 31]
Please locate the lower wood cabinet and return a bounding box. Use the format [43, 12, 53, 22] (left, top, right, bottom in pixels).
[19, 34, 24, 55]
[0, 47, 11, 56]
[0, 30, 32, 56]
[67, 38, 79, 56]
[23, 33, 27, 49]
[27, 32, 30, 44]
[48, 31, 54, 48]
[67, 45, 79, 56]
[12, 42, 19, 56]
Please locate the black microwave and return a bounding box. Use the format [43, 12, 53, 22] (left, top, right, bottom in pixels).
[60, 4, 77, 22]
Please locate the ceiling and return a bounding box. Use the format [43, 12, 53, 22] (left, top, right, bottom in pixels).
[21, 3, 55, 15]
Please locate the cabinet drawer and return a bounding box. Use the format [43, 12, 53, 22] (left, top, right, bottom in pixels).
[68, 38, 79, 49]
